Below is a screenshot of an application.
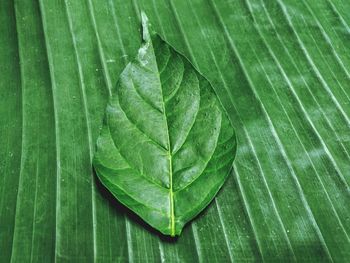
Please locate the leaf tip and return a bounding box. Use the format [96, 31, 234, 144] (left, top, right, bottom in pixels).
[141, 11, 151, 42]
[140, 10, 148, 23]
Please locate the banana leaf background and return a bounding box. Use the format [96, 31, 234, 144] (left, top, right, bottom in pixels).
[1, 0, 350, 262]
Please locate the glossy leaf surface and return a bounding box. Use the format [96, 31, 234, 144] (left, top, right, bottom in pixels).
[93, 13, 236, 236]
[1, 0, 349, 262]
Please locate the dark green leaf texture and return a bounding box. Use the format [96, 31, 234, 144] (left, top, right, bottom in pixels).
[2, 0, 350, 261]
[93, 13, 236, 236]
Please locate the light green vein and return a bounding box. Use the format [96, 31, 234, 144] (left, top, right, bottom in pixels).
[63, 0, 97, 260]
[140, 10, 176, 235]
[87, 2, 135, 261]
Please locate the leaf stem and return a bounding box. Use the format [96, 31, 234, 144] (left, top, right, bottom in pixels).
[169, 152, 175, 236]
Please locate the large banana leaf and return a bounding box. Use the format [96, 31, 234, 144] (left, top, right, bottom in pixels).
[1, 0, 349, 262]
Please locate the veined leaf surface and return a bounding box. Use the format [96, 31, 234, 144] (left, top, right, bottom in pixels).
[1, 0, 350, 261]
[93, 13, 236, 236]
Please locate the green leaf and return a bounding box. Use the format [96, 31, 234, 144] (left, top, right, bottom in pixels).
[93, 13, 236, 236]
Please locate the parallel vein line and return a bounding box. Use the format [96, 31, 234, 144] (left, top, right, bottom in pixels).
[276, 0, 350, 194]
[208, 0, 296, 256]
[249, 0, 350, 190]
[233, 165, 264, 261]
[206, 46, 264, 259]
[10, 2, 29, 261]
[301, 0, 350, 81]
[36, 0, 61, 259]
[208, 0, 342, 258]
[244, 2, 341, 251]
[29, 160, 39, 263]
[191, 224, 203, 263]
[275, 0, 350, 127]
[63, 1, 97, 260]
[167, 0, 198, 66]
[324, 0, 350, 63]
[259, 0, 350, 164]
[214, 199, 234, 262]
[215, 0, 349, 252]
[10, 1, 29, 262]
[86, 2, 137, 261]
[125, 219, 134, 263]
[87, 0, 112, 96]
[297, 13, 350, 103]
[245, 118, 296, 259]
[327, 0, 350, 33]
[108, 0, 128, 65]
[219, 0, 347, 252]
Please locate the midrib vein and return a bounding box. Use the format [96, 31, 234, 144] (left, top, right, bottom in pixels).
[158, 53, 175, 237]
[168, 143, 175, 237]
[139, 11, 176, 236]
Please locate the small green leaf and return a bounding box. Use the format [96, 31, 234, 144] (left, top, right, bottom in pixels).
[93, 12, 236, 236]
